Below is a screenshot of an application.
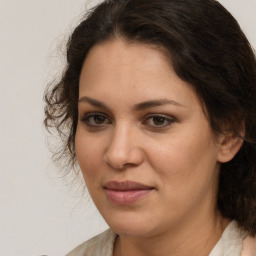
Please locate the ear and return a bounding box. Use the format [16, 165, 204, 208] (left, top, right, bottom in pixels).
[217, 133, 244, 163]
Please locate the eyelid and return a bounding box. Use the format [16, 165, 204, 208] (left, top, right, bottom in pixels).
[143, 113, 176, 121]
[80, 111, 112, 127]
[80, 111, 107, 119]
[142, 113, 176, 128]
[79, 111, 176, 130]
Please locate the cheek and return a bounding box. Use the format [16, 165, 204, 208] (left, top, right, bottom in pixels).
[75, 131, 103, 180]
[147, 133, 219, 217]
[147, 127, 219, 187]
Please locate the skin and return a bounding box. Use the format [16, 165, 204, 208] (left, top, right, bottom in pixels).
[75, 38, 242, 256]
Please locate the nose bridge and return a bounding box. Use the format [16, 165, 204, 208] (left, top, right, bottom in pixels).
[104, 122, 143, 169]
[111, 122, 131, 151]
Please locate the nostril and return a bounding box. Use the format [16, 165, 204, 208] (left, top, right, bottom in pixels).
[103, 147, 144, 170]
[103, 154, 128, 170]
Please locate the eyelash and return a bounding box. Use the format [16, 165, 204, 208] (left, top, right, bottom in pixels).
[80, 112, 110, 128]
[142, 114, 175, 128]
[80, 112, 176, 129]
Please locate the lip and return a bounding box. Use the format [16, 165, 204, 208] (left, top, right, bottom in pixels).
[103, 181, 154, 205]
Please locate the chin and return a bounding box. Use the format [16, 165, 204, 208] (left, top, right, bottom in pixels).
[104, 212, 160, 237]
[111, 223, 155, 238]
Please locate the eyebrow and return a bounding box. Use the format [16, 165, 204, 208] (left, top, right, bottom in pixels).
[133, 99, 185, 111]
[78, 96, 109, 110]
[78, 96, 185, 111]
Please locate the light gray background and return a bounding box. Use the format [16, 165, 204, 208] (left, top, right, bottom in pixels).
[0, 1, 255, 255]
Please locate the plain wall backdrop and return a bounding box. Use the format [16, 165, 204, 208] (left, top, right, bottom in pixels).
[0, 1, 255, 255]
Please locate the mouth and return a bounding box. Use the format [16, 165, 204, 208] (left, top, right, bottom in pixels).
[103, 181, 154, 205]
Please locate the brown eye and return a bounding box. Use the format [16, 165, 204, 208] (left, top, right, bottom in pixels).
[142, 114, 175, 128]
[81, 113, 111, 127]
[152, 116, 166, 126]
[93, 115, 106, 124]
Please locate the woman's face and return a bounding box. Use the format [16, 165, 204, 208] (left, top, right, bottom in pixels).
[75, 38, 224, 237]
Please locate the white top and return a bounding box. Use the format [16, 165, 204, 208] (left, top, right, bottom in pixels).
[66, 221, 256, 256]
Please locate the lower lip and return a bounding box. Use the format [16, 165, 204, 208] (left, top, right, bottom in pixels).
[105, 189, 153, 205]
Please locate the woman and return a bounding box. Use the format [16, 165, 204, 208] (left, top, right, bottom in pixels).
[44, 0, 256, 255]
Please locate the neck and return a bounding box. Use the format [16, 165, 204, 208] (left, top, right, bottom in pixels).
[113, 214, 230, 256]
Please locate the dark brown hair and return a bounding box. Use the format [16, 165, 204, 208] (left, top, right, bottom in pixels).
[44, 0, 256, 235]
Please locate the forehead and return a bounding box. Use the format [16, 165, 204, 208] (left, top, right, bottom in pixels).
[81, 38, 171, 78]
[79, 38, 199, 109]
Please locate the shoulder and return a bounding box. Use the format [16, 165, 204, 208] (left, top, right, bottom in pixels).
[241, 235, 256, 256]
[66, 229, 116, 256]
[210, 220, 256, 256]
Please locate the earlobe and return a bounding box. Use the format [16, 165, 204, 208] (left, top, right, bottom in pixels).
[217, 134, 244, 163]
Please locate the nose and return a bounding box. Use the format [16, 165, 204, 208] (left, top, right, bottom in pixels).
[103, 124, 144, 170]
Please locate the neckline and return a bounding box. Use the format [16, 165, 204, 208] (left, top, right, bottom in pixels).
[209, 220, 246, 256]
[110, 220, 246, 256]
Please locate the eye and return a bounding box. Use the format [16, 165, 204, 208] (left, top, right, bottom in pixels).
[143, 114, 175, 128]
[81, 112, 111, 127]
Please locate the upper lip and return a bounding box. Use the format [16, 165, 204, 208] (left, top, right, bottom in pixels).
[104, 181, 153, 191]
